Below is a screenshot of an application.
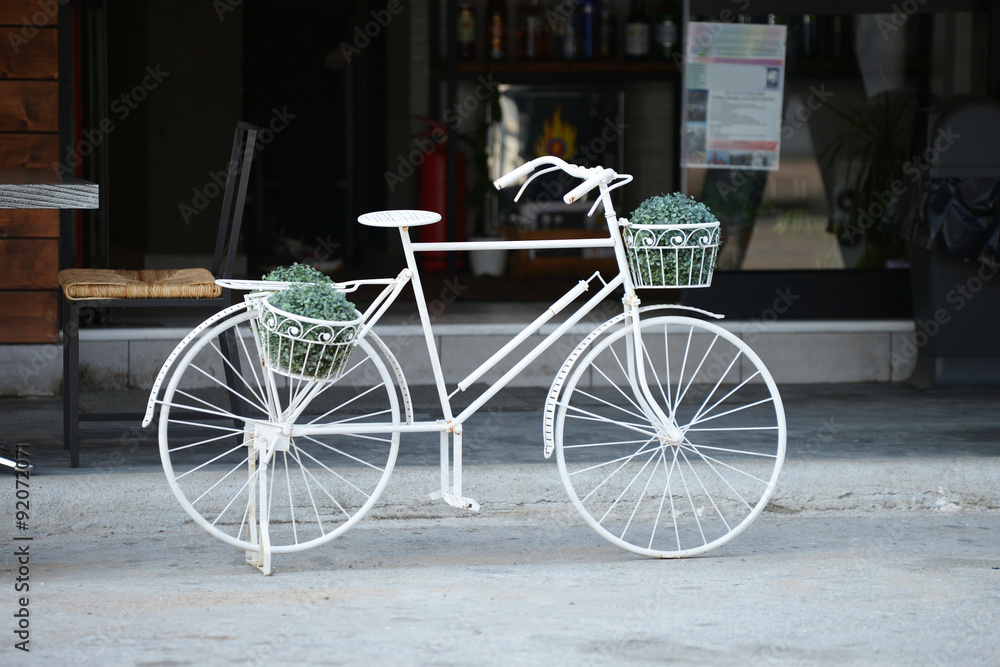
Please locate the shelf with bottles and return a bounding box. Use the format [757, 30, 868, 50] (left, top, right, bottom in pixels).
[446, 59, 679, 83]
[446, 0, 684, 74]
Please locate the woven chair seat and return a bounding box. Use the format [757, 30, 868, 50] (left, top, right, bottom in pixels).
[58, 268, 222, 301]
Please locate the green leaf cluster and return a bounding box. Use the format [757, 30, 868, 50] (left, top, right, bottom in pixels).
[261, 265, 358, 378]
[268, 283, 357, 324]
[629, 192, 718, 227]
[263, 262, 333, 284]
[625, 194, 719, 287]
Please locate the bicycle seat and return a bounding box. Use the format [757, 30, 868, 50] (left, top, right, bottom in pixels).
[358, 210, 441, 227]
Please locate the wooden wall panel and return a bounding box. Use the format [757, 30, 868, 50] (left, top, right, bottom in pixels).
[0, 1, 55, 27]
[0, 291, 58, 343]
[0, 132, 58, 168]
[0, 209, 58, 237]
[0, 80, 58, 131]
[0, 238, 58, 288]
[0, 1, 61, 345]
[0, 27, 57, 79]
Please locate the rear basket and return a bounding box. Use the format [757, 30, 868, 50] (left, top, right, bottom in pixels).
[253, 295, 362, 382]
[621, 221, 720, 288]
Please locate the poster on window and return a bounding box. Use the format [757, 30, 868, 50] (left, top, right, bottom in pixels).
[682, 22, 787, 170]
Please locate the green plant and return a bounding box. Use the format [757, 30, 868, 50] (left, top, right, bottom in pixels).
[820, 91, 913, 268]
[263, 262, 333, 284]
[625, 193, 720, 286]
[261, 268, 359, 378]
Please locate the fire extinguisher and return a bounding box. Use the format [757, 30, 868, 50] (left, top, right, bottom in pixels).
[415, 116, 466, 272]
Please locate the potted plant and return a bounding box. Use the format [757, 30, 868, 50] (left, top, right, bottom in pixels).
[819, 91, 914, 269]
[258, 263, 361, 380]
[622, 193, 721, 288]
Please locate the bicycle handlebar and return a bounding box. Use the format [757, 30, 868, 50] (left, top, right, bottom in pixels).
[563, 174, 604, 204]
[492, 161, 539, 190]
[493, 156, 624, 206]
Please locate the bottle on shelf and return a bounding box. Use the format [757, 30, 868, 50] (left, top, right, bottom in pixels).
[457, 2, 477, 61]
[517, 0, 545, 60]
[624, 0, 651, 60]
[598, 1, 618, 59]
[487, 0, 509, 61]
[801, 14, 816, 58]
[578, 0, 598, 60]
[560, 4, 578, 60]
[829, 15, 843, 58]
[653, 0, 678, 60]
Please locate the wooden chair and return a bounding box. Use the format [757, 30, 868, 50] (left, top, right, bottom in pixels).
[59, 122, 258, 467]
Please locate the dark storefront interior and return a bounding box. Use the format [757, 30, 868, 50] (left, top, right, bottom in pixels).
[67, 0, 998, 320]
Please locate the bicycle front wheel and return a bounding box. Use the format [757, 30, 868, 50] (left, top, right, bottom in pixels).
[554, 315, 785, 558]
[158, 308, 403, 554]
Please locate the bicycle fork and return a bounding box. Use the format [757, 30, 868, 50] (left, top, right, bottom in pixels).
[622, 298, 684, 445]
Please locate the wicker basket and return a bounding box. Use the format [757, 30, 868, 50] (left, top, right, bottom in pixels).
[621, 221, 721, 288]
[254, 295, 363, 381]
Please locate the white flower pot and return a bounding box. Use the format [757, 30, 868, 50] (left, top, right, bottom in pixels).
[468, 238, 508, 277]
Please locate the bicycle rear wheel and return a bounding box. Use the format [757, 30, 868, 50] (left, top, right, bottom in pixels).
[157, 308, 404, 555]
[554, 315, 785, 558]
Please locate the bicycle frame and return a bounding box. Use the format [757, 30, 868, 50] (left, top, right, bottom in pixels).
[289, 157, 683, 510]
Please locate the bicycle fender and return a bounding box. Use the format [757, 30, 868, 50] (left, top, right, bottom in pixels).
[142, 301, 255, 428]
[542, 304, 722, 458]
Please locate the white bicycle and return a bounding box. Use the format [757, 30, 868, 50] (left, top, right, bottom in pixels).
[144, 156, 786, 574]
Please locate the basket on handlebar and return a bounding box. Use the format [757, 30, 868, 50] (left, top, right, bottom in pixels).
[622, 221, 721, 288]
[250, 284, 363, 382]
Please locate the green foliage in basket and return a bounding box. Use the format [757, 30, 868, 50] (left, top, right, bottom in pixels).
[264, 281, 359, 378]
[626, 193, 719, 286]
[262, 262, 333, 284]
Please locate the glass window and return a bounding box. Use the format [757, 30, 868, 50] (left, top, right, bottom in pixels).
[683, 11, 990, 271]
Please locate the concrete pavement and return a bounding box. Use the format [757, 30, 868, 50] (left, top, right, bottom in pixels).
[3, 382, 1000, 517]
[1, 382, 999, 664]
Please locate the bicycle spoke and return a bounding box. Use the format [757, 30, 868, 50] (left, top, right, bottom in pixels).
[294, 443, 373, 500]
[678, 442, 759, 508]
[282, 452, 299, 545]
[168, 428, 243, 453]
[298, 434, 388, 471]
[572, 438, 659, 479]
[678, 445, 732, 533]
[678, 442, 778, 458]
[196, 457, 255, 516]
[208, 336, 269, 413]
[672, 446, 707, 547]
[169, 388, 255, 423]
[683, 345, 743, 428]
[562, 437, 651, 451]
[588, 361, 649, 423]
[288, 444, 328, 535]
[598, 446, 660, 526]
[674, 331, 719, 412]
[291, 449, 352, 521]
[577, 439, 659, 505]
[560, 398, 657, 437]
[620, 445, 664, 542]
[176, 442, 247, 480]
[305, 382, 389, 425]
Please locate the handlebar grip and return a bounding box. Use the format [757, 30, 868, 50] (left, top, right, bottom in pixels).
[563, 175, 603, 204]
[493, 161, 538, 190]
